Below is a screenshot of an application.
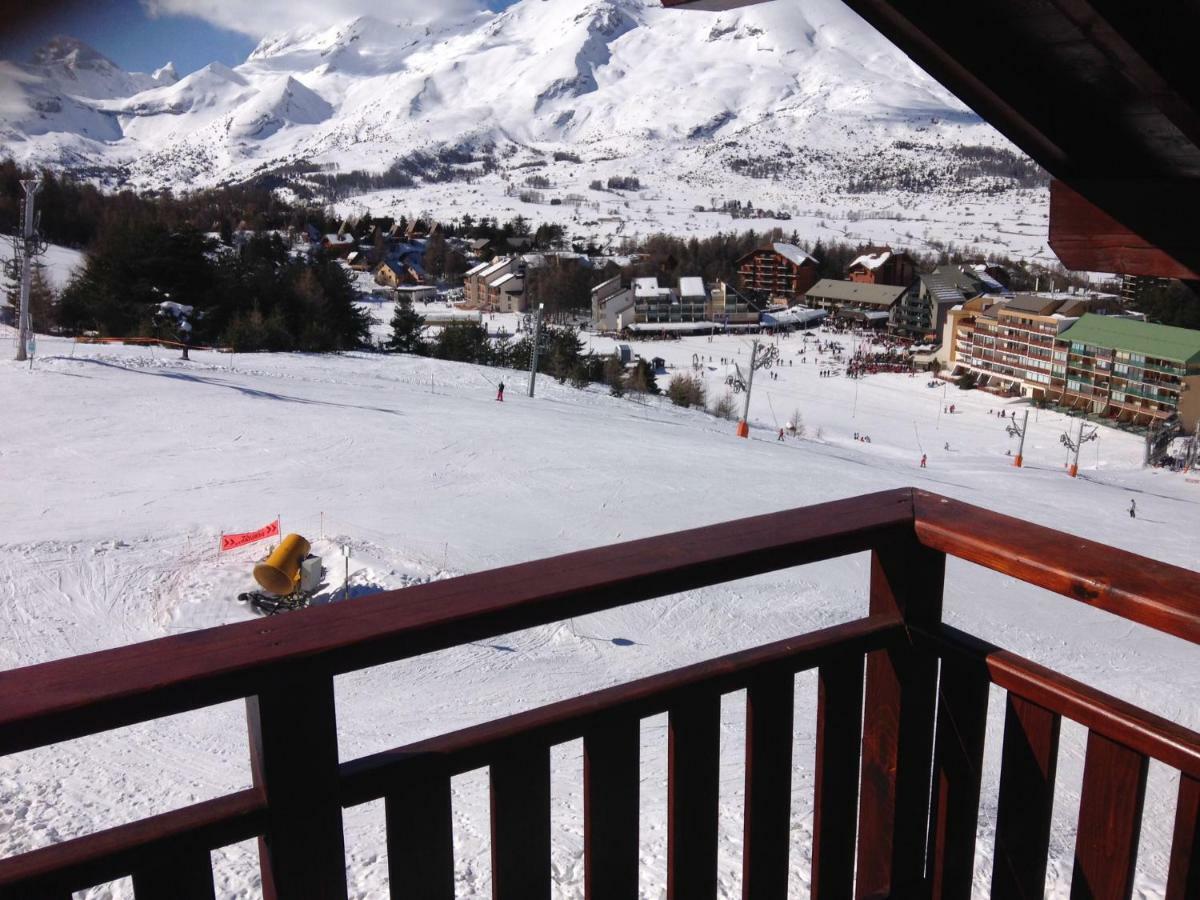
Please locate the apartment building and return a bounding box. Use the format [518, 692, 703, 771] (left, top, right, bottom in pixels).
[736, 243, 819, 304]
[951, 294, 1122, 398]
[1055, 314, 1200, 431]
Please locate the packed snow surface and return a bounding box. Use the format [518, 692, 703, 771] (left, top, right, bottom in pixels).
[1, 323, 1197, 898]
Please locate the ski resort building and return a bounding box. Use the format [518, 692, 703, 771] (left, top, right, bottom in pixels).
[949, 294, 1124, 399]
[802, 279, 908, 328]
[892, 266, 1004, 340]
[847, 247, 917, 287]
[1053, 314, 1200, 431]
[736, 243, 819, 304]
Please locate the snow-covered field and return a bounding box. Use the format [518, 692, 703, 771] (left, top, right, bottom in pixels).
[1, 323, 1197, 898]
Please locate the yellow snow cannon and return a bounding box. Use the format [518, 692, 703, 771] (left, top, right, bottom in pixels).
[253, 534, 311, 596]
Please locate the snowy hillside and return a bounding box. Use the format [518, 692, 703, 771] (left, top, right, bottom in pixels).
[1, 326, 1196, 898]
[0, 0, 1051, 261]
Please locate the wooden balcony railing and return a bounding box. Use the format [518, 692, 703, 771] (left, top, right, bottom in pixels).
[0, 488, 1197, 899]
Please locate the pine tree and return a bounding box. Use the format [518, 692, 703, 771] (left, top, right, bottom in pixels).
[27, 265, 56, 332]
[388, 298, 426, 354]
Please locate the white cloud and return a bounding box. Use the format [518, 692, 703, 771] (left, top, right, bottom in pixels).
[141, 0, 486, 39]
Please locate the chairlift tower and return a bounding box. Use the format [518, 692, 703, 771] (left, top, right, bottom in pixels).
[729, 340, 779, 438]
[1006, 409, 1030, 467]
[10, 180, 42, 362]
[1060, 419, 1098, 477]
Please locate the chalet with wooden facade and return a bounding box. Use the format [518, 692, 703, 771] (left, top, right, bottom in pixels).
[736, 243, 819, 304]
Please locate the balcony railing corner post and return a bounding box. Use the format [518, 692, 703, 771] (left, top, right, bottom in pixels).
[246, 667, 348, 900]
[855, 530, 945, 899]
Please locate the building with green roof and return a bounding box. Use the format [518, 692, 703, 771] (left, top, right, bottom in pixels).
[1053, 314, 1200, 432]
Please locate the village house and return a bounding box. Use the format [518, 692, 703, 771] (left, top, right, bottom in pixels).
[846, 247, 917, 287]
[803, 279, 909, 329]
[736, 243, 820, 304]
[321, 232, 355, 257]
[374, 258, 424, 288]
[486, 272, 527, 313]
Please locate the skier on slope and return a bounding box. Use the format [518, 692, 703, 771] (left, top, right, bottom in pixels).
[920, 454, 927, 468]
[496, 381, 505, 402]
[1129, 499, 1137, 519]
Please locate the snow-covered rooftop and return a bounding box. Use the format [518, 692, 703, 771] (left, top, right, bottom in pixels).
[773, 243, 818, 267]
[849, 250, 891, 271]
[678, 276, 706, 298]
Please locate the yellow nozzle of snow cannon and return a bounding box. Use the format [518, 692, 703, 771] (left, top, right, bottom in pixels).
[253, 534, 311, 595]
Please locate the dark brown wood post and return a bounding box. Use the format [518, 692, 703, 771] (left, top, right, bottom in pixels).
[246, 668, 348, 900]
[584, 718, 641, 900]
[742, 671, 795, 899]
[812, 656, 865, 900]
[991, 696, 1060, 900]
[385, 773, 455, 900]
[925, 654, 990, 900]
[668, 692, 721, 900]
[490, 744, 551, 900]
[1071, 731, 1148, 900]
[1167, 773, 1200, 900]
[132, 849, 216, 900]
[856, 529, 944, 899]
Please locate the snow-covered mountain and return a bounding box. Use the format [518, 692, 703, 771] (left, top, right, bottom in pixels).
[0, 0, 1053, 260]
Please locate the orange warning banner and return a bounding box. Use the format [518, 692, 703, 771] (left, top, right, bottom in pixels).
[220, 519, 280, 552]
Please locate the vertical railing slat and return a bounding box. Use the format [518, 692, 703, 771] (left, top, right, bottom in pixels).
[246, 669, 348, 900]
[385, 773, 455, 900]
[742, 671, 795, 899]
[584, 718, 641, 900]
[856, 535, 945, 899]
[668, 692, 721, 900]
[811, 656, 864, 899]
[926, 656, 991, 900]
[1167, 773, 1200, 900]
[1070, 731, 1148, 900]
[991, 695, 1061, 900]
[490, 744, 551, 900]
[132, 847, 216, 900]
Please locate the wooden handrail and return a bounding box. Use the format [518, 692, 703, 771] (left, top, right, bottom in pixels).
[0, 789, 267, 898]
[913, 490, 1200, 644]
[340, 615, 902, 806]
[916, 623, 1200, 776]
[0, 488, 914, 756]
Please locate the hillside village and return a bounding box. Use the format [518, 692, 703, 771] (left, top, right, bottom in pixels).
[282, 214, 1200, 449]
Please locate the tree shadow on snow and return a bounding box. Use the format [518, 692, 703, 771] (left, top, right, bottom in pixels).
[71, 358, 405, 418]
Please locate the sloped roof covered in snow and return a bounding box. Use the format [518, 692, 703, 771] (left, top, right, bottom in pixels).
[464, 261, 491, 277]
[678, 276, 707, 298]
[849, 250, 892, 271]
[772, 243, 817, 267]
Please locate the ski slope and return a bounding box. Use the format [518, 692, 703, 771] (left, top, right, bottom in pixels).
[1, 326, 1197, 898]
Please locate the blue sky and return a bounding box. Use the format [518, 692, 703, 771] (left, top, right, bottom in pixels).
[0, 0, 517, 74]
